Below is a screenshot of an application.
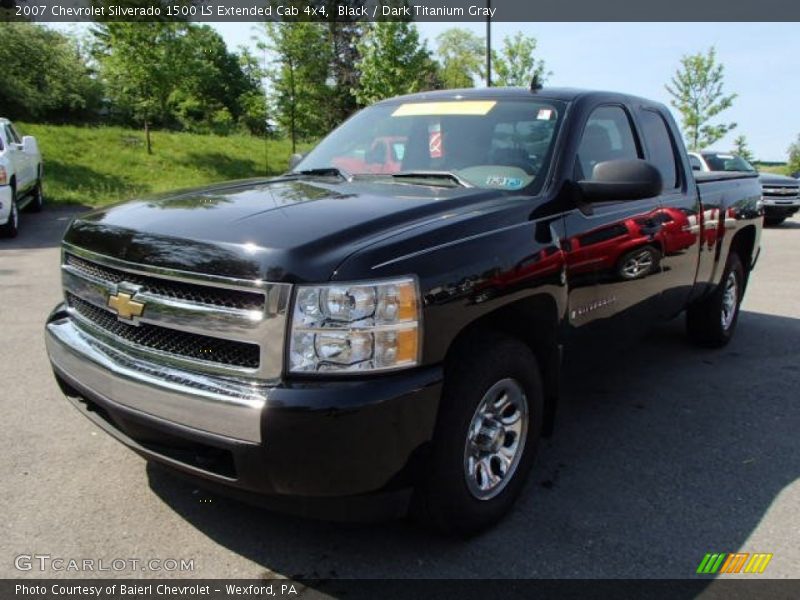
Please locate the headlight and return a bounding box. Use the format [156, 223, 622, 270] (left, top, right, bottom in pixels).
[289, 276, 421, 374]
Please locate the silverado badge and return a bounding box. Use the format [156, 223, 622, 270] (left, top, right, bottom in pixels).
[107, 291, 145, 321]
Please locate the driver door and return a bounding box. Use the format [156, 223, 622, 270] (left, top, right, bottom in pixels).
[562, 104, 666, 340]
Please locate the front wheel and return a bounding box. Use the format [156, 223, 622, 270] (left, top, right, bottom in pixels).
[413, 332, 543, 536]
[0, 189, 19, 238]
[686, 253, 744, 347]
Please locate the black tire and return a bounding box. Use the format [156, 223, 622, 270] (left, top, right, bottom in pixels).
[764, 216, 785, 227]
[0, 188, 19, 238]
[24, 172, 44, 213]
[617, 245, 661, 280]
[413, 332, 543, 536]
[686, 252, 744, 347]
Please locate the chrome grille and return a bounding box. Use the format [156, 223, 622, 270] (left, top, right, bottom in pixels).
[762, 186, 799, 199]
[60, 243, 292, 380]
[67, 293, 260, 369]
[65, 254, 265, 311]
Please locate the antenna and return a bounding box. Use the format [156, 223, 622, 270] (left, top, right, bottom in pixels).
[530, 74, 542, 93]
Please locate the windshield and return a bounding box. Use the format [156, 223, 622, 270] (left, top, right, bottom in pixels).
[703, 153, 756, 172]
[295, 98, 565, 193]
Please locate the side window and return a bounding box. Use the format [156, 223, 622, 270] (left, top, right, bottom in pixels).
[639, 110, 679, 190]
[6, 125, 22, 144]
[688, 155, 703, 171]
[576, 106, 640, 180]
[5, 125, 21, 145]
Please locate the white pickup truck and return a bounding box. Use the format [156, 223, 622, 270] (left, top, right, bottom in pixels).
[0, 118, 44, 238]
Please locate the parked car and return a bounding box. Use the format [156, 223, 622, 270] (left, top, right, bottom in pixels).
[0, 118, 44, 238]
[689, 150, 799, 226]
[46, 88, 762, 534]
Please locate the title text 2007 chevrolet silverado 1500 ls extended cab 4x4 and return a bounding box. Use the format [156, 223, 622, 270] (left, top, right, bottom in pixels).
[45, 88, 762, 534]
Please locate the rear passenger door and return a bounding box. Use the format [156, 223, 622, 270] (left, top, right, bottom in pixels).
[562, 104, 666, 338]
[635, 107, 702, 318]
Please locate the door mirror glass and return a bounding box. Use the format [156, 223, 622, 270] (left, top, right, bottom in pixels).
[578, 159, 663, 202]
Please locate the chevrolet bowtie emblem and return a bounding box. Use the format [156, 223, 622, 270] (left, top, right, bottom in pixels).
[107, 291, 145, 320]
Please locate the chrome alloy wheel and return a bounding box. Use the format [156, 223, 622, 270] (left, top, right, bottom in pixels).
[721, 270, 738, 331]
[464, 378, 528, 500]
[621, 248, 655, 279]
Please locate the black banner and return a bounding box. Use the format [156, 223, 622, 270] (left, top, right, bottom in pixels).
[4, 579, 800, 600]
[2, 0, 800, 22]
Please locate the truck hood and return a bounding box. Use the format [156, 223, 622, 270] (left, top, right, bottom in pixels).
[758, 173, 799, 186]
[64, 177, 501, 282]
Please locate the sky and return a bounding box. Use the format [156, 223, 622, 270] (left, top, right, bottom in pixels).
[53, 21, 798, 161]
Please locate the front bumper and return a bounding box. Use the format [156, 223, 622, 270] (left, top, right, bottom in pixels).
[46, 304, 443, 518]
[762, 196, 800, 217]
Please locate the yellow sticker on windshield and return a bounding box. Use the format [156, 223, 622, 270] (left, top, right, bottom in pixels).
[391, 101, 497, 117]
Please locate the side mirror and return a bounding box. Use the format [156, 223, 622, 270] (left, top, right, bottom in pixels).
[288, 153, 304, 170]
[22, 136, 39, 155]
[578, 159, 662, 202]
[691, 164, 702, 172]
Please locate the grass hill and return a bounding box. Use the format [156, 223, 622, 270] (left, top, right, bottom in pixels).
[17, 123, 305, 207]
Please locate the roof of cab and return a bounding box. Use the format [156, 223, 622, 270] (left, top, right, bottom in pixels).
[374, 86, 657, 106]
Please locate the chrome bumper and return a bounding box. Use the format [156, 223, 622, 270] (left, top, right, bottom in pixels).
[46, 314, 268, 443]
[762, 197, 800, 207]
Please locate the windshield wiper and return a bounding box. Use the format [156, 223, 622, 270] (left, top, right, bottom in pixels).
[391, 170, 472, 188]
[289, 167, 352, 181]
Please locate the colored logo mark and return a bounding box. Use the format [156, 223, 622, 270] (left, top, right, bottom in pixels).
[696, 552, 773, 574]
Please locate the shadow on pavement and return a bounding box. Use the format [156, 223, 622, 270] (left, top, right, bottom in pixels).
[147, 310, 799, 582]
[0, 205, 88, 250]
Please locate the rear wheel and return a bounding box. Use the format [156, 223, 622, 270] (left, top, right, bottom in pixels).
[0, 191, 19, 238]
[25, 171, 44, 213]
[413, 332, 543, 536]
[686, 253, 744, 347]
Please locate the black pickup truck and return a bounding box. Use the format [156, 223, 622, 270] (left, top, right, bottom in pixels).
[45, 88, 762, 534]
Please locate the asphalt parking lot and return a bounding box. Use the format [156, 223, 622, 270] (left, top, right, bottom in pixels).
[1, 207, 798, 582]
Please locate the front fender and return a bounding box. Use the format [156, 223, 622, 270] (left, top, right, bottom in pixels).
[332, 199, 568, 365]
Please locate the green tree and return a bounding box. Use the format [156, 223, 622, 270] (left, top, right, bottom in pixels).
[0, 23, 102, 121]
[93, 22, 189, 153]
[732, 135, 754, 163]
[236, 47, 270, 136]
[328, 16, 364, 124]
[788, 134, 800, 175]
[354, 22, 440, 106]
[436, 28, 484, 89]
[169, 25, 257, 134]
[261, 22, 333, 152]
[491, 32, 550, 88]
[666, 47, 737, 151]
